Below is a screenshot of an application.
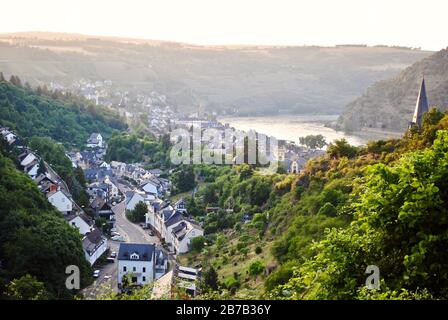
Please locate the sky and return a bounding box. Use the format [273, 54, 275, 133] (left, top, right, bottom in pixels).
[1, 0, 447, 50]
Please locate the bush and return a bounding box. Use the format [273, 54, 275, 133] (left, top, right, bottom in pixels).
[191, 236, 206, 253]
[255, 246, 263, 254]
[248, 261, 265, 276]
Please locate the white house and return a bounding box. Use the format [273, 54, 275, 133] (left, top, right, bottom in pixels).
[171, 221, 204, 254]
[20, 152, 37, 167]
[83, 229, 108, 265]
[47, 189, 73, 215]
[87, 133, 104, 148]
[141, 180, 159, 196]
[1, 128, 17, 145]
[162, 211, 185, 244]
[125, 191, 149, 212]
[99, 161, 111, 170]
[24, 160, 40, 179]
[174, 198, 188, 214]
[104, 176, 119, 198]
[66, 213, 92, 235]
[118, 243, 155, 287]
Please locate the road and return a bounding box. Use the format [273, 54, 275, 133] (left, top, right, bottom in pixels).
[113, 200, 160, 244]
[82, 183, 161, 299]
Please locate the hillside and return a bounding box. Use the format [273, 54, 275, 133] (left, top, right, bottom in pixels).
[182, 109, 448, 300]
[338, 48, 448, 132]
[0, 141, 92, 299]
[0, 32, 432, 115]
[0, 79, 127, 148]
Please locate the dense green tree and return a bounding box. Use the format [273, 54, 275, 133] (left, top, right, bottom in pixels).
[202, 266, 219, 292]
[126, 201, 148, 223]
[327, 138, 358, 158]
[190, 236, 206, 253]
[0, 81, 126, 148]
[4, 275, 50, 300]
[0, 152, 92, 299]
[299, 134, 327, 149]
[171, 165, 196, 194]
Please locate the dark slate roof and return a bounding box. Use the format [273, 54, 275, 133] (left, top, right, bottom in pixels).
[165, 211, 184, 227]
[171, 221, 187, 234]
[84, 168, 98, 178]
[83, 229, 106, 255]
[80, 151, 96, 161]
[118, 243, 154, 262]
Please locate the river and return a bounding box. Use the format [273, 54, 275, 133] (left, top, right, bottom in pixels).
[219, 115, 402, 147]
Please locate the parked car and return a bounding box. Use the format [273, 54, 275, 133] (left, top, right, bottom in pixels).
[106, 257, 115, 263]
[110, 228, 117, 233]
[111, 231, 121, 237]
[93, 270, 100, 278]
[110, 251, 117, 258]
[111, 235, 125, 242]
[148, 230, 154, 236]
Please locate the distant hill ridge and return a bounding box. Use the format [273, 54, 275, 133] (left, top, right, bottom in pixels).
[0, 32, 432, 116]
[338, 48, 448, 132]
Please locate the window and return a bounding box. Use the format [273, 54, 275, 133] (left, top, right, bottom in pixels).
[123, 266, 127, 272]
[142, 276, 146, 282]
[143, 267, 146, 273]
[133, 267, 136, 272]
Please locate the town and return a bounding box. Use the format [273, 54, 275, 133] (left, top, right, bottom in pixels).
[0, 127, 204, 298]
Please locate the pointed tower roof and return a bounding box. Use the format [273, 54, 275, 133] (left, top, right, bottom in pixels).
[411, 77, 429, 126]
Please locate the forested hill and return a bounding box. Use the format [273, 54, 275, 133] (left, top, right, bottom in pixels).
[0, 141, 92, 299]
[0, 78, 127, 148]
[338, 48, 448, 132]
[184, 108, 448, 300]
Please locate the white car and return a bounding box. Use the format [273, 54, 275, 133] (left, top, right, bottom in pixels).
[110, 228, 117, 233]
[93, 270, 100, 278]
[111, 231, 121, 237]
[111, 235, 125, 242]
[104, 275, 111, 280]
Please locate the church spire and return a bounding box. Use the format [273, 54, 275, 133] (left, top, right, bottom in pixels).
[411, 77, 429, 127]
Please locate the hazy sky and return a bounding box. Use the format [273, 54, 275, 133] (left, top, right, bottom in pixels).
[1, 0, 446, 50]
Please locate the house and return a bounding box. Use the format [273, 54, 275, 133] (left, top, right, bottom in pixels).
[47, 188, 73, 215]
[66, 213, 93, 235]
[148, 169, 163, 177]
[20, 151, 37, 167]
[84, 168, 98, 182]
[125, 191, 148, 212]
[174, 198, 188, 214]
[111, 161, 127, 176]
[23, 160, 40, 179]
[0, 128, 17, 145]
[90, 197, 115, 220]
[87, 133, 104, 148]
[117, 243, 155, 288]
[140, 180, 160, 197]
[171, 220, 204, 254]
[83, 229, 108, 265]
[99, 161, 111, 170]
[154, 248, 169, 280]
[162, 211, 185, 243]
[80, 151, 97, 168]
[103, 176, 120, 199]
